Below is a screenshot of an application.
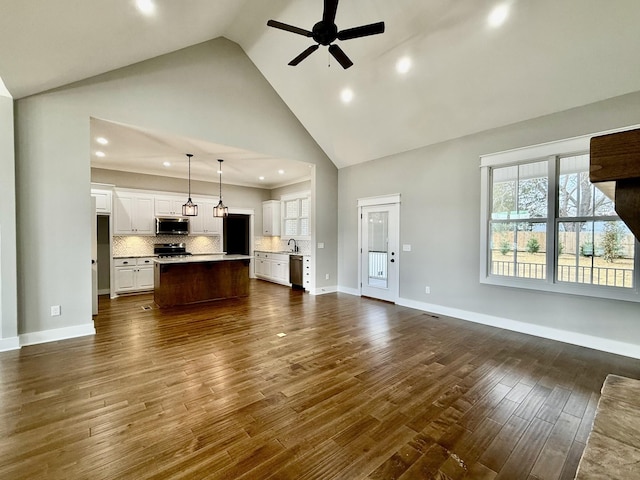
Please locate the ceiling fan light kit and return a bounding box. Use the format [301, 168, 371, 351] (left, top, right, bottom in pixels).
[267, 0, 385, 69]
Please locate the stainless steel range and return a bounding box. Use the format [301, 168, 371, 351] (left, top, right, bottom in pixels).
[153, 243, 193, 258]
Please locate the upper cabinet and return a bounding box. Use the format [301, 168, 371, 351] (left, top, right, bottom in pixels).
[262, 200, 281, 237]
[91, 185, 113, 214]
[190, 199, 223, 235]
[113, 190, 155, 235]
[154, 195, 186, 217]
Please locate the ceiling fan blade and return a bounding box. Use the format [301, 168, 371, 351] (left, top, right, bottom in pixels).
[328, 44, 353, 69]
[267, 20, 313, 37]
[288, 45, 320, 66]
[323, 0, 339, 24]
[337, 21, 385, 41]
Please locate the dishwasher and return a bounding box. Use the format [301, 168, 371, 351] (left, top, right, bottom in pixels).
[289, 255, 304, 289]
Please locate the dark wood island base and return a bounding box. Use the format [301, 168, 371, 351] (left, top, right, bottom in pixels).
[154, 255, 251, 308]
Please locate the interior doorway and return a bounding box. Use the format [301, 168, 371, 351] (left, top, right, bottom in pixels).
[96, 215, 111, 295]
[224, 214, 250, 255]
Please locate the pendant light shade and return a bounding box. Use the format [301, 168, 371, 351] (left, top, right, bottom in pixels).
[214, 158, 229, 217]
[182, 153, 198, 216]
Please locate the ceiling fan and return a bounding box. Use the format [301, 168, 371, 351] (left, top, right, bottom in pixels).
[267, 0, 385, 69]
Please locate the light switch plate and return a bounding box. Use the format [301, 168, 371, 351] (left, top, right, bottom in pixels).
[403, 244, 412, 252]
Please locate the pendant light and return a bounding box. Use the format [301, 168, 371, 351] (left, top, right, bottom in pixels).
[213, 158, 229, 217]
[182, 154, 198, 216]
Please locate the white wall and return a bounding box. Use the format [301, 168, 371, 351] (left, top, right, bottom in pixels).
[0, 88, 18, 350]
[338, 91, 640, 358]
[14, 37, 337, 338]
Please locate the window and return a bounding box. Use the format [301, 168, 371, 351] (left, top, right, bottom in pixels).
[490, 161, 548, 280]
[480, 130, 639, 302]
[282, 192, 310, 239]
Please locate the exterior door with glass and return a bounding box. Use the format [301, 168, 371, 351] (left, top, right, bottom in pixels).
[360, 203, 399, 302]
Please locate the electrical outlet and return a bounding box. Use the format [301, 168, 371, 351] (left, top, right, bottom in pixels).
[425, 286, 431, 294]
[403, 244, 412, 252]
[51, 305, 61, 316]
[318, 242, 325, 249]
[325, 274, 330, 280]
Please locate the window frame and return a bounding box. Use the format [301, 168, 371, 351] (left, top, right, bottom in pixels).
[480, 127, 640, 302]
[281, 191, 311, 240]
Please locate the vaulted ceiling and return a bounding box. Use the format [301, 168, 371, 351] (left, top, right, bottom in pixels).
[2, 0, 640, 175]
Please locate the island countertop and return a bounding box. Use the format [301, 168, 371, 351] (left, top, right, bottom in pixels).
[154, 254, 253, 265]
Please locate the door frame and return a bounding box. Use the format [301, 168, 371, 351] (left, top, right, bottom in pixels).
[357, 194, 401, 303]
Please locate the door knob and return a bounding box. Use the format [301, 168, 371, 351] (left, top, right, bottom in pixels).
[390, 259, 395, 263]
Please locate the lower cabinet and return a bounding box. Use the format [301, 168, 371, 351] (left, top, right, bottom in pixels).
[114, 257, 155, 293]
[254, 251, 290, 286]
[304, 255, 313, 292]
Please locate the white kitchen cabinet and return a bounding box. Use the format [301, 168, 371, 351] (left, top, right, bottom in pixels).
[113, 190, 155, 235]
[304, 255, 314, 292]
[154, 195, 186, 217]
[91, 187, 113, 214]
[262, 200, 281, 237]
[254, 251, 289, 285]
[190, 200, 223, 235]
[254, 255, 272, 278]
[271, 258, 289, 283]
[114, 257, 155, 293]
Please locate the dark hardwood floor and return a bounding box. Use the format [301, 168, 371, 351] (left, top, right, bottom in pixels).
[1, 279, 638, 479]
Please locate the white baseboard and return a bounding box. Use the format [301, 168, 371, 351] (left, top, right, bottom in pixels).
[337, 285, 360, 296]
[311, 285, 338, 296]
[98, 288, 110, 295]
[397, 297, 640, 360]
[20, 323, 96, 347]
[0, 336, 20, 352]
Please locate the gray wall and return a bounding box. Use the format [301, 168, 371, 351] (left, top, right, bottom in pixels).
[0, 93, 17, 344]
[338, 91, 640, 352]
[14, 37, 338, 336]
[270, 179, 312, 199]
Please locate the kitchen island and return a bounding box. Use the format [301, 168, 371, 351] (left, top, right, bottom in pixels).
[154, 254, 252, 308]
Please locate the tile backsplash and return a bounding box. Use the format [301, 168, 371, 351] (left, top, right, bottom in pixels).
[113, 235, 221, 257]
[254, 237, 311, 255]
[113, 235, 311, 257]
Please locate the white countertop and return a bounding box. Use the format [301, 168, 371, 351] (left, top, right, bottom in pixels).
[254, 250, 303, 255]
[154, 254, 253, 265]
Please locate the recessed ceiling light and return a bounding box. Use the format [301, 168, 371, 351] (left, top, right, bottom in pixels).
[135, 0, 156, 16]
[340, 88, 354, 104]
[396, 57, 412, 74]
[278, 169, 285, 175]
[259, 176, 265, 181]
[163, 161, 171, 167]
[96, 137, 108, 145]
[488, 4, 509, 28]
[95, 151, 106, 158]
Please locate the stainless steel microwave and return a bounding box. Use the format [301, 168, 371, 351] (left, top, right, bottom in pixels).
[156, 217, 189, 235]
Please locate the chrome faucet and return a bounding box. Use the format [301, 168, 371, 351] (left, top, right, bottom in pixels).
[288, 238, 298, 252]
